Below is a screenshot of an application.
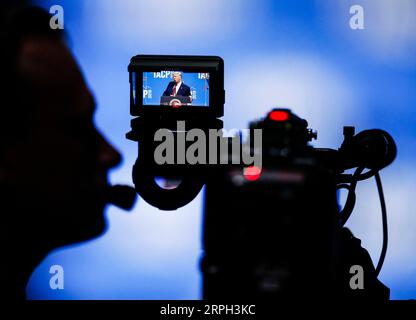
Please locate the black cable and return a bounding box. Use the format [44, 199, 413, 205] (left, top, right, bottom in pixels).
[375, 171, 388, 277]
[338, 168, 377, 183]
[355, 169, 378, 181]
[337, 184, 356, 226]
[338, 167, 363, 226]
[338, 165, 388, 276]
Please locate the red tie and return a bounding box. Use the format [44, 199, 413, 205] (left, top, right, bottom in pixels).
[172, 84, 177, 96]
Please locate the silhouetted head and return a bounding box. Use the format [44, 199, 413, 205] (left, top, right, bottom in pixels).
[0, 7, 121, 276]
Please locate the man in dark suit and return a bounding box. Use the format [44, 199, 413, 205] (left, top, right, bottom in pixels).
[162, 71, 192, 102]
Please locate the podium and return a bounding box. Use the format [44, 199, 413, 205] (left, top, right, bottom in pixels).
[160, 95, 191, 108]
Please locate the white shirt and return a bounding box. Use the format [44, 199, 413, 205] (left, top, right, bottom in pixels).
[172, 81, 182, 96]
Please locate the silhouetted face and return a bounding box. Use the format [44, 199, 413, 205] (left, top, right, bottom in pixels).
[173, 73, 182, 83]
[2, 36, 121, 246]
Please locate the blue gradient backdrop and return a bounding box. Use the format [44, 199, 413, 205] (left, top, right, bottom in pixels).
[28, 0, 416, 299]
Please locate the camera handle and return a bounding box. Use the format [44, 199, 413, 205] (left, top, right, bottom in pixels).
[128, 117, 223, 210]
[132, 157, 205, 211]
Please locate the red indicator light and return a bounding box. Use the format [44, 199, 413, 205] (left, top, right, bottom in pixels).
[244, 166, 262, 181]
[269, 110, 289, 121]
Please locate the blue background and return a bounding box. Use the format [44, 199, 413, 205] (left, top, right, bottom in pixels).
[28, 0, 416, 299]
[142, 71, 210, 106]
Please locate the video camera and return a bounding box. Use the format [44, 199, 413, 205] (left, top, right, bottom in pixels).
[127, 55, 397, 299]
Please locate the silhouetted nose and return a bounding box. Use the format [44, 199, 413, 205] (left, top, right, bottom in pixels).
[98, 132, 122, 170]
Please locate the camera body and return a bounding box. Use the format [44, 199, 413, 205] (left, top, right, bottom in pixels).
[202, 110, 336, 298]
[201, 109, 393, 299]
[127, 55, 396, 299]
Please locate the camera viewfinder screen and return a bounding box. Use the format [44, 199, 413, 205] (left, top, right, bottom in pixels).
[141, 71, 210, 107]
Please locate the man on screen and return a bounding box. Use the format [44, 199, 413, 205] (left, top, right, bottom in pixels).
[162, 71, 192, 102]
